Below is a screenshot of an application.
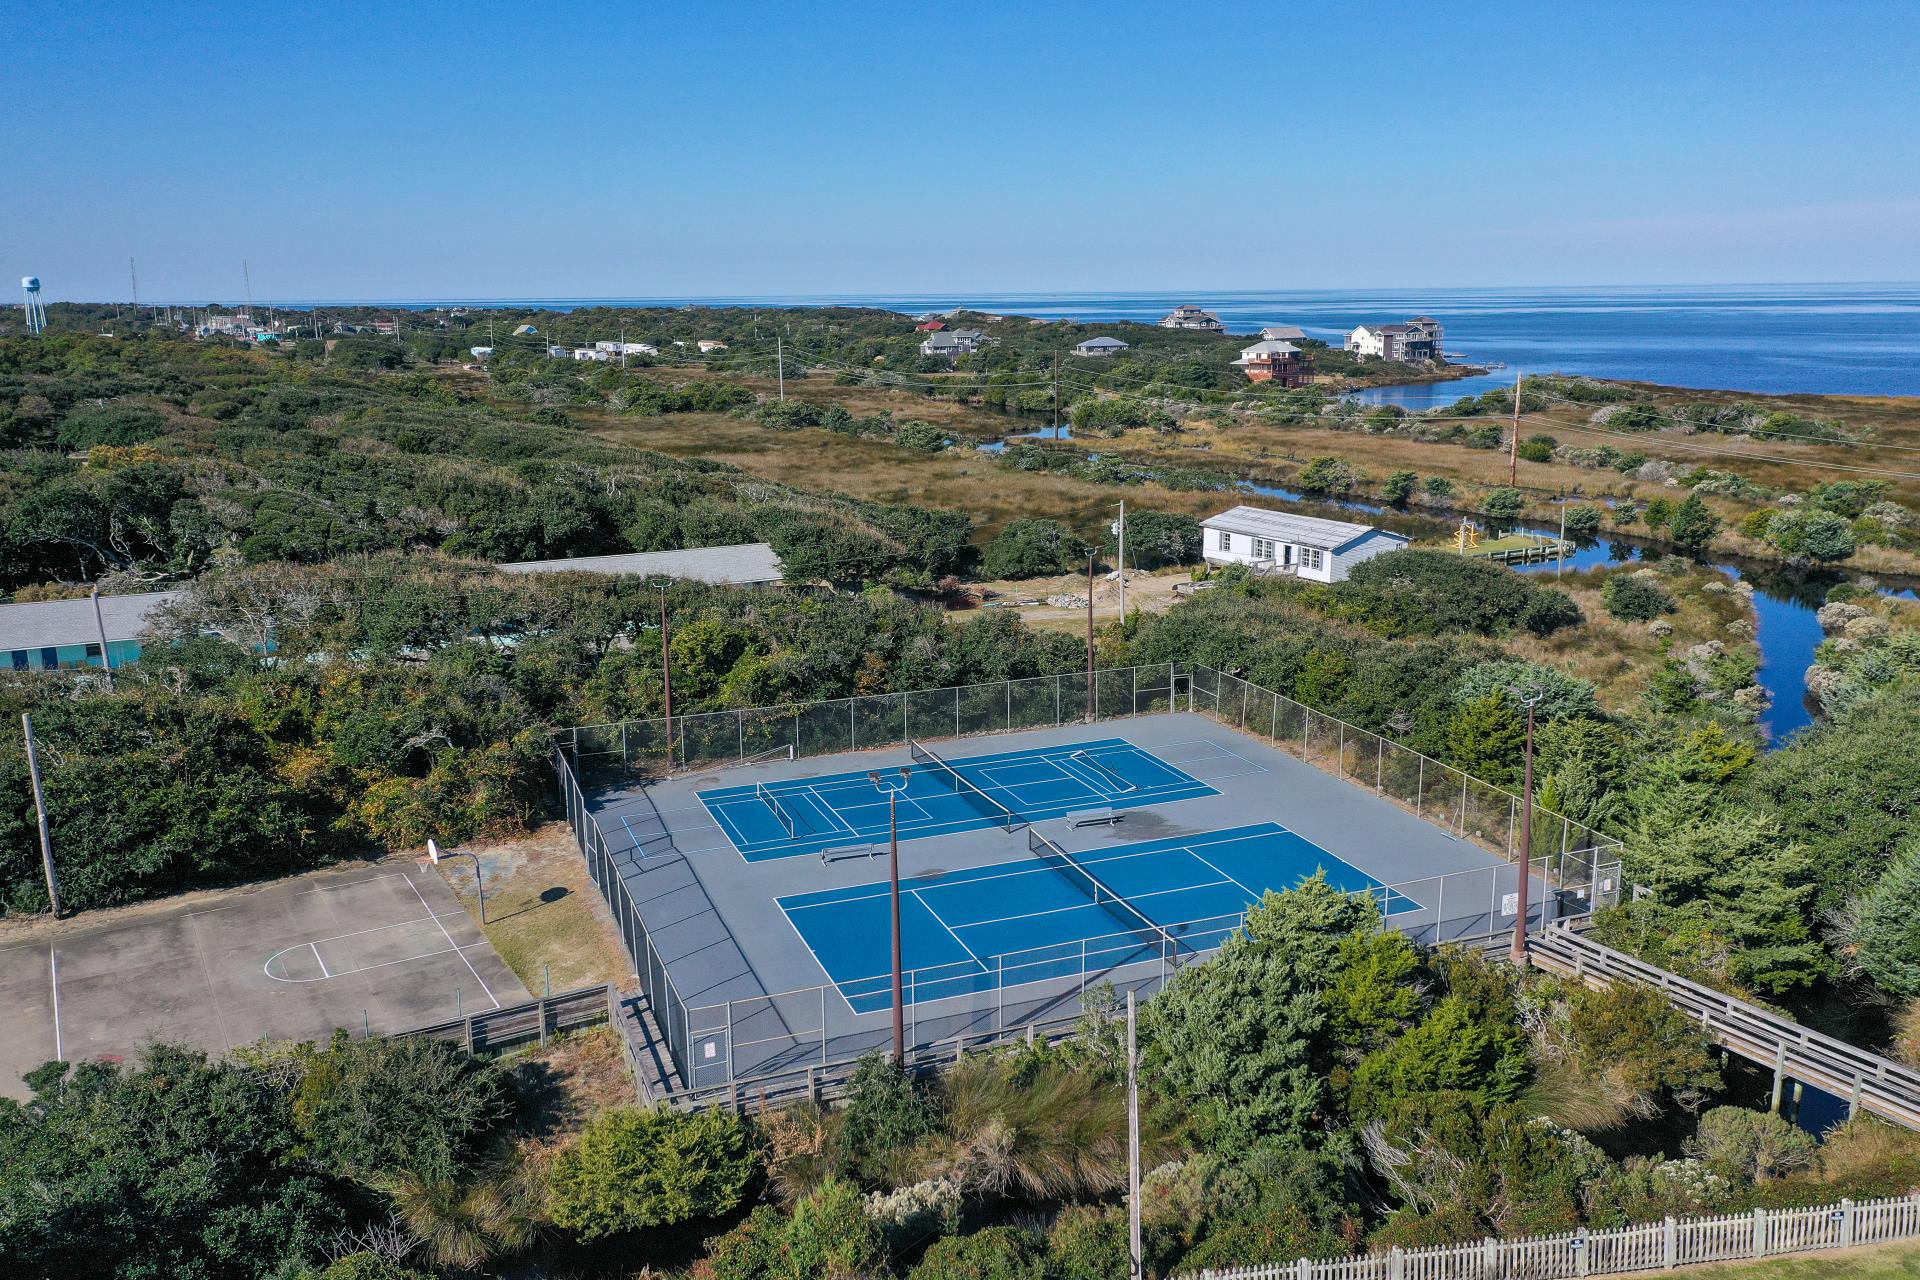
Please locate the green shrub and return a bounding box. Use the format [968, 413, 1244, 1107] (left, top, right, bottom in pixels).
[909, 1225, 1046, 1280]
[1337, 551, 1579, 638]
[1517, 435, 1557, 463]
[1047, 1205, 1130, 1280]
[546, 1105, 758, 1239]
[981, 518, 1090, 580]
[1768, 509, 1857, 561]
[1482, 487, 1525, 519]
[1110, 510, 1201, 569]
[1297, 456, 1360, 493]
[1453, 660, 1599, 720]
[56, 404, 168, 450]
[838, 1055, 939, 1185]
[292, 1034, 514, 1182]
[1562, 505, 1604, 536]
[1602, 574, 1676, 622]
[1423, 476, 1457, 498]
[785, 1178, 888, 1280]
[896, 420, 949, 453]
[1383, 470, 1418, 504]
[1685, 1107, 1818, 1184]
[316, 1255, 436, 1280]
[1666, 493, 1722, 553]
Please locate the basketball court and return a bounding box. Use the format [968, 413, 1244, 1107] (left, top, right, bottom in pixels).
[0, 858, 525, 1099]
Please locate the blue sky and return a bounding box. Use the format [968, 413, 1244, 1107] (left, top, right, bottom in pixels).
[6, 2, 1919, 301]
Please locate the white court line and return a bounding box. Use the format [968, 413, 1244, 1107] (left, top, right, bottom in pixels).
[185, 904, 237, 917]
[912, 888, 987, 973]
[407, 875, 500, 1010]
[1181, 845, 1258, 897]
[295, 871, 412, 896]
[49, 946, 62, 1061]
[310, 941, 331, 979]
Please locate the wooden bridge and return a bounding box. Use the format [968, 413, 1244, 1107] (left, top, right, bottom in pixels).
[1530, 924, 1920, 1130]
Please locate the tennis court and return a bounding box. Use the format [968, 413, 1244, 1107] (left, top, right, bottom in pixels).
[778, 821, 1419, 1014]
[696, 736, 1217, 862]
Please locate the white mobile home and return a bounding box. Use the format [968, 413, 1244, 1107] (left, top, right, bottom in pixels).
[1200, 505, 1408, 583]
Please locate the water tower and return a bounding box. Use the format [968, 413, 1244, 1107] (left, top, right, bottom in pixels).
[21, 277, 46, 334]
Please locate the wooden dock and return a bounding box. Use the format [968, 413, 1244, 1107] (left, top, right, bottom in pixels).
[1460, 533, 1571, 564]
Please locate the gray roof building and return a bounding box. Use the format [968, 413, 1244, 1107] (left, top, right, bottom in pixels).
[1199, 505, 1400, 552]
[1073, 337, 1130, 356]
[496, 543, 785, 586]
[0, 590, 185, 654]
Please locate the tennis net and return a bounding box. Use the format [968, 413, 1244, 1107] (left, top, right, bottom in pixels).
[1028, 826, 1190, 959]
[755, 782, 798, 838]
[908, 739, 1024, 832]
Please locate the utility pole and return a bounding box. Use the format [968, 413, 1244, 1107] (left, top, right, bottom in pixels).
[776, 333, 785, 401]
[1508, 687, 1545, 965]
[1052, 353, 1061, 439]
[1508, 371, 1524, 487]
[1127, 989, 1143, 1280]
[22, 714, 61, 917]
[89, 589, 114, 690]
[1115, 500, 1127, 617]
[620, 318, 628, 369]
[243, 259, 253, 317]
[129, 258, 139, 312]
[1557, 503, 1567, 580]
[1085, 554, 1096, 724]
[658, 584, 674, 769]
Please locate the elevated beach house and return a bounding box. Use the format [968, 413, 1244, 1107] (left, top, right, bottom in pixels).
[1231, 339, 1313, 386]
[1072, 336, 1130, 357]
[1200, 506, 1408, 583]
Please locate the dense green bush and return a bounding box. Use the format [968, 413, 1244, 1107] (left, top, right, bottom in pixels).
[1482, 487, 1525, 519]
[1562, 504, 1605, 536]
[909, 1225, 1046, 1280]
[1767, 508, 1856, 561]
[1686, 1107, 1818, 1184]
[1602, 573, 1677, 621]
[1335, 551, 1581, 638]
[1110, 510, 1201, 569]
[1297, 456, 1360, 492]
[981, 518, 1090, 579]
[547, 1105, 758, 1239]
[292, 1034, 515, 1182]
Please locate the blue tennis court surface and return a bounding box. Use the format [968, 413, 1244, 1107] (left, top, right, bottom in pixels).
[697, 737, 1217, 862]
[779, 821, 1421, 1013]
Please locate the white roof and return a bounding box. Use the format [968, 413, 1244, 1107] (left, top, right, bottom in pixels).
[1236, 340, 1300, 358]
[1260, 325, 1308, 340]
[0, 590, 185, 653]
[497, 542, 785, 585]
[1200, 505, 1406, 552]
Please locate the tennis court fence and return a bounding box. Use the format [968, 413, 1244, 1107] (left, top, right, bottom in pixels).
[554, 663, 1624, 1109]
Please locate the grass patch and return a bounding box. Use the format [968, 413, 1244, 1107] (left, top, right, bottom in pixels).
[431, 824, 633, 996]
[1648, 1242, 1920, 1280]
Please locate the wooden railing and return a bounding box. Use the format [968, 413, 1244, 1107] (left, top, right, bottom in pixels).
[1531, 924, 1920, 1130]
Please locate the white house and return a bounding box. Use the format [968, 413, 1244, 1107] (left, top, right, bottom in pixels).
[698, 339, 728, 352]
[1200, 505, 1409, 583]
[1259, 325, 1308, 342]
[574, 347, 612, 362]
[1345, 318, 1443, 361]
[1073, 336, 1129, 357]
[469, 345, 493, 359]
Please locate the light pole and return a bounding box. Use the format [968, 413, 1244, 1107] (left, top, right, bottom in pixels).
[657, 582, 673, 769]
[869, 766, 912, 1065]
[1507, 687, 1546, 965]
[427, 838, 486, 924]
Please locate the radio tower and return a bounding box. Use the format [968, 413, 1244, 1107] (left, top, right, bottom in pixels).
[21, 277, 46, 334]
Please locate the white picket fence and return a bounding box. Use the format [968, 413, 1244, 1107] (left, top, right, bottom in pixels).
[1188, 1195, 1920, 1280]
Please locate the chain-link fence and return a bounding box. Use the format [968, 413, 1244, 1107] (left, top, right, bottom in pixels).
[563, 663, 1184, 786]
[554, 663, 1624, 1106]
[1186, 665, 1623, 901]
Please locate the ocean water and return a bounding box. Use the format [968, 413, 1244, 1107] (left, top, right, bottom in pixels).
[361, 283, 1920, 398]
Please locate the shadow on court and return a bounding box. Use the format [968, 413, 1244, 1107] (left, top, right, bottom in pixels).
[0, 859, 527, 1099]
